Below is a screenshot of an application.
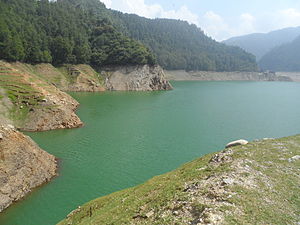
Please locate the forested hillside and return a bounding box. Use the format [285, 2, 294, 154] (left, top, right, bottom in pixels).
[0, 0, 257, 72]
[113, 13, 257, 71]
[223, 27, 300, 61]
[259, 35, 300, 71]
[0, 0, 156, 66]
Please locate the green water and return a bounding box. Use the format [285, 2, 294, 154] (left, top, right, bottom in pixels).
[1, 81, 300, 225]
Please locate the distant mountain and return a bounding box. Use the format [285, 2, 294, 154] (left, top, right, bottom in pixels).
[259, 35, 300, 71]
[223, 27, 300, 61]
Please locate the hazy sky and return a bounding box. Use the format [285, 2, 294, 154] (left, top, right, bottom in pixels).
[101, 0, 300, 41]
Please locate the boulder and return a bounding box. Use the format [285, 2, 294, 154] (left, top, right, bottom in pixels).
[288, 155, 300, 162]
[226, 139, 248, 148]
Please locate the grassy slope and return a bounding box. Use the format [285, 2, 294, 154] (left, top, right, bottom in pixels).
[56, 64, 105, 90]
[58, 136, 300, 225]
[0, 61, 47, 125]
[13, 63, 104, 91]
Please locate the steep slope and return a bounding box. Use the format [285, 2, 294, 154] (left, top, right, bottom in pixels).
[112, 13, 257, 71]
[0, 124, 57, 212]
[259, 35, 300, 71]
[0, 61, 83, 131]
[223, 26, 300, 60]
[58, 136, 300, 225]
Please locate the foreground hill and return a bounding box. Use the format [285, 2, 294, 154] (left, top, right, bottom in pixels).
[0, 0, 257, 72]
[259, 36, 300, 71]
[223, 27, 300, 61]
[58, 136, 300, 224]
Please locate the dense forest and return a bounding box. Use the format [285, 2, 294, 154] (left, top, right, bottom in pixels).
[0, 0, 257, 71]
[259, 35, 300, 71]
[0, 0, 156, 66]
[113, 13, 257, 71]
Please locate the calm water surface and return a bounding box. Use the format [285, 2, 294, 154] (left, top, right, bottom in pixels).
[1, 81, 300, 225]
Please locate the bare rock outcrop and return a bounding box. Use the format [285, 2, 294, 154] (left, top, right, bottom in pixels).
[0, 125, 57, 212]
[101, 65, 172, 91]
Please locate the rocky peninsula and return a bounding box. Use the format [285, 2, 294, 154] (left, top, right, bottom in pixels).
[0, 125, 57, 212]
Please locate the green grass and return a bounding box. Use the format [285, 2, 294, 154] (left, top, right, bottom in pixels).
[58, 136, 300, 225]
[56, 66, 78, 84]
[0, 63, 45, 123]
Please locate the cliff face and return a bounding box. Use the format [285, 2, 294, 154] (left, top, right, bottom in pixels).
[0, 61, 83, 131]
[0, 125, 57, 212]
[101, 65, 172, 91]
[165, 70, 293, 81]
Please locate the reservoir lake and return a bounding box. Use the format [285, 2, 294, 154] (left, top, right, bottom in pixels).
[1, 81, 300, 225]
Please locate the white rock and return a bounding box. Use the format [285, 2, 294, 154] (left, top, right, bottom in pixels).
[223, 178, 234, 185]
[288, 155, 300, 162]
[0, 133, 3, 140]
[226, 139, 248, 148]
[146, 211, 154, 218]
[7, 124, 14, 130]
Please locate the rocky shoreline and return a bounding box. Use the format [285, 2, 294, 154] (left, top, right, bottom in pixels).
[0, 125, 57, 212]
[165, 70, 294, 81]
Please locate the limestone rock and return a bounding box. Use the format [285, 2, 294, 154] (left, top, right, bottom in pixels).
[226, 139, 248, 148]
[101, 65, 172, 91]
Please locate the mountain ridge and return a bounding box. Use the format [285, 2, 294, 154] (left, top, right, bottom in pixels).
[259, 35, 300, 71]
[223, 26, 300, 61]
